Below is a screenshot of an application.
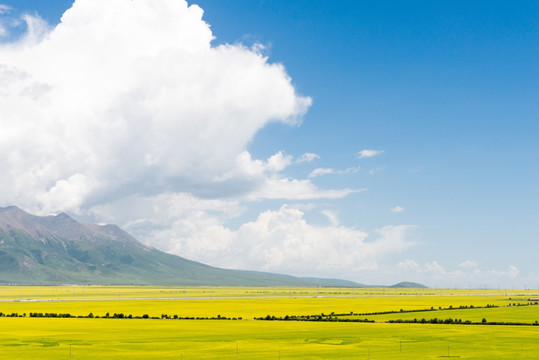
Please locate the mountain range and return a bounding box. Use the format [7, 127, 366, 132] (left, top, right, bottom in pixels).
[0, 206, 425, 287]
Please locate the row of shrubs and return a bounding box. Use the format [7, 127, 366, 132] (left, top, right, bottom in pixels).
[255, 314, 539, 326]
[387, 318, 539, 326]
[0, 312, 241, 320]
[2, 302, 536, 322]
[256, 304, 503, 321]
[322, 302, 536, 318]
[508, 302, 539, 306]
[348, 304, 501, 317]
[255, 315, 374, 322]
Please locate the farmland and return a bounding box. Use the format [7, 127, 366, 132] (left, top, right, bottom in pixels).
[0, 286, 538, 359]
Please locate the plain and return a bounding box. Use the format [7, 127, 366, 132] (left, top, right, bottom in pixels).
[0, 286, 538, 359]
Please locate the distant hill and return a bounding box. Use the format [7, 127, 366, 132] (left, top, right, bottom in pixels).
[0, 206, 363, 286]
[390, 281, 428, 288]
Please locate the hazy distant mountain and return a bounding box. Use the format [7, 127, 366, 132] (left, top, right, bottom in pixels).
[0, 206, 364, 286]
[390, 281, 428, 288]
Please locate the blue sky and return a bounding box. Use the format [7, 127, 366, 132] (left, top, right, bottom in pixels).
[0, 0, 537, 287]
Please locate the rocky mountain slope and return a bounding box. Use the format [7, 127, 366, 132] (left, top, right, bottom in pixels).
[0, 206, 363, 286]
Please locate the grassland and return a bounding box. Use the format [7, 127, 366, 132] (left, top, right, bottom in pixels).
[1, 286, 538, 359]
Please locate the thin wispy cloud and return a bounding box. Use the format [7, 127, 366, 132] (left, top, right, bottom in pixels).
[390, 206, 405, 213]
[296, 153, 319, 163]
[308, 166, 360, 178]
[321, 210, 340, 227]
[369, 167, 385, 175]
[358, 149, 384, 159]
[0, 4, 11, 37]
[0, 4, 11, 14]
[459, 260, 478, 269]
[309, 168, 334, 178]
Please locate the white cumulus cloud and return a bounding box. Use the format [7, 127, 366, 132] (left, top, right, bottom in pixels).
[397, 259, 420, 271]
[0, 0, 313, 215]
[221, 151, 356, 201]
[123, 203, 415, 276]
[392, 260, 523, 288]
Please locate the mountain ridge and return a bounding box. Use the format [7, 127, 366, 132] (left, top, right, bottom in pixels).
[0, 206, 425, 288]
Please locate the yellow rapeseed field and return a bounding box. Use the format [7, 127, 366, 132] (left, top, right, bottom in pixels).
[0, 286, 538, 359]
